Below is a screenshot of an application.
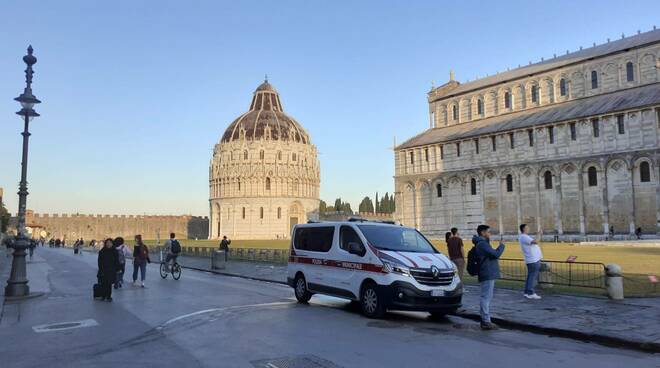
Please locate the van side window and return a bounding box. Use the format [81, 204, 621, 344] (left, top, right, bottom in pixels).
[294, 226, 334, 252]
[339, 226, 364, 254]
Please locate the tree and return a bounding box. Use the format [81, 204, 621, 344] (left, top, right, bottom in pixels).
[0, 201, 9, 234]
[358, 196, 374, 213]
[334, 198, 342, 211]
[319, 200, 327, 214]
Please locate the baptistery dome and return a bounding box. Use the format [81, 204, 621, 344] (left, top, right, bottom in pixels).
[209, 79, 320, 240]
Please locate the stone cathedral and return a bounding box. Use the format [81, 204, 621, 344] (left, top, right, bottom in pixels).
[209, 80, 320, 240]
[395, 29, 660, 240]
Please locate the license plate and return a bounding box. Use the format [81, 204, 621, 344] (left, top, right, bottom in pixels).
[430, 289, 444, 297]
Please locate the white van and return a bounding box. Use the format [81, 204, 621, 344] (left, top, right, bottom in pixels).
[287, 219, 463, 318]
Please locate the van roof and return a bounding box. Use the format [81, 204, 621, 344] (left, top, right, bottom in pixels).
[298, 219, 403, 228]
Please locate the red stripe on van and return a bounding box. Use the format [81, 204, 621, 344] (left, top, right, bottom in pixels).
[289, 255, 385, 273]
[396, 252, 418, 267]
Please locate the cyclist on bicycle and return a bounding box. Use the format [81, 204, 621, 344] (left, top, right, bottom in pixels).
[163, 233, 182, 271]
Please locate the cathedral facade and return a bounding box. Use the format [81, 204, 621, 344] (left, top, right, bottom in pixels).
[209, 80, 320, 240]
[395, 29, 660, 240]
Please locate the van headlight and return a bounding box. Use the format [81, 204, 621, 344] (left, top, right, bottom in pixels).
[383, 261, 411, 277]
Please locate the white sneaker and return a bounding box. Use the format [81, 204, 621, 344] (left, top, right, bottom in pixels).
[531, 293, 542, 300]
[141, 282, 145, 288]
[524, 294, 534, 299]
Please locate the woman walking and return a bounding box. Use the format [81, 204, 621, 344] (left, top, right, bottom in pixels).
[97, 238, 119, 302]
[113, 237, 131, 289]
[132, 234, 150, 287]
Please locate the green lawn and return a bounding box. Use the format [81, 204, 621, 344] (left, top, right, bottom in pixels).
[141, 239, 290, 250]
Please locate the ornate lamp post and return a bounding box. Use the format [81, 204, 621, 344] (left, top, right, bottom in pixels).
[5, 46, 41, 297]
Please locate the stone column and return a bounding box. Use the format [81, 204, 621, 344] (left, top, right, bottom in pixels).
[412, 187, 419, 229]
[516, 173, 522, 228]
[601, 160, 610, 235]
[578, 166, 586, 236]
[629, 163, 637, 235]
[656, 156, 660, 236]
[498, 176, 504, 235]
[554, 171, 563, 235]
[535, 171, 542, 233]
[208, 201, 213, 240]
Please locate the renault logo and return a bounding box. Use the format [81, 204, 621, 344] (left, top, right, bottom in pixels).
[431, 265, 440, 279]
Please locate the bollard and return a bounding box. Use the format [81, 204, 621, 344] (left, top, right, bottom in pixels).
[538, 262, 553, 288]
[212, 250, 226, 270]
[605, 263, 624, 300]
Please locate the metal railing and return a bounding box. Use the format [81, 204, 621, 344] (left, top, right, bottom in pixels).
[171, 246, 289, 264]
[498, 258, 606, 289]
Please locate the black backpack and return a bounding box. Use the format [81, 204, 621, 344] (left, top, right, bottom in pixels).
[171, 239, 181, 254]
[466, 246, 480, 276]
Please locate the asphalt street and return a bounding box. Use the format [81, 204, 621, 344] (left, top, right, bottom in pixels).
[0, 247, 658, 368]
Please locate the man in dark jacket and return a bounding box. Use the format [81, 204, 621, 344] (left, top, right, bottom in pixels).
[219, 236, 231, 262]
[472, 224, 505, 330]
[98, 238, 119, 302]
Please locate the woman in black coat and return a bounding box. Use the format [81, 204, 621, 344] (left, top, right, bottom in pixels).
[98, 238, 119, 301]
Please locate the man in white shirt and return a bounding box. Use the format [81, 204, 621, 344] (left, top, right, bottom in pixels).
[518, 224, 543, 300]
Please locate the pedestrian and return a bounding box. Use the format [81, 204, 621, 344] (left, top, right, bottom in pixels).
[446, 227, 465, 280]
[55, 238, 61, 247]
[113, 237, 131, 289]
[445, 231, 451, 243]
[132, 234, 150, 287]
[472, 224, 505, 330]
[518, 224, 543, 300]
[73, 239, 80, 254]
[28, 240, 35, 260]
[79, 238, 85, 255]
[97, 238, 119, 302]
[609, 226, 615, 241]
[219, 235, 231, 262]
[635, 227, 642, 240]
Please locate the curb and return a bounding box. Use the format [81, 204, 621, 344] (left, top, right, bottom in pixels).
[453, 311, 660, 354]
[177, 264, 287, 286]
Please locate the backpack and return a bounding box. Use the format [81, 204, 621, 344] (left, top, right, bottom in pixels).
[117, 246, 126, 264]
[171, 239, 181, 254]
[466, 246, 480, 276]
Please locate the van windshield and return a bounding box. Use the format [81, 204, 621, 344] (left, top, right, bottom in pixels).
[357, 225, 436, 253]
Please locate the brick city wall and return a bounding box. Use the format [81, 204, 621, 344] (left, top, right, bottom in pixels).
[9, 211, 209, 240]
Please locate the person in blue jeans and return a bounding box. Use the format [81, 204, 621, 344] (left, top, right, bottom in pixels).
[473, 224, 505, 330]
[132, 234, 150, 288]
[518, 224, 543, 299]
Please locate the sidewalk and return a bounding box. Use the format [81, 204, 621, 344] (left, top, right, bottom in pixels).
[175, 254, 660, 353]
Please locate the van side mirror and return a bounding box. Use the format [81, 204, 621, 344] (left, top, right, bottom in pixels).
[348, 242, 365, 256]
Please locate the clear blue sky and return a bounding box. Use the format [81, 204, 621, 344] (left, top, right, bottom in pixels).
[1, 1, 658, 216]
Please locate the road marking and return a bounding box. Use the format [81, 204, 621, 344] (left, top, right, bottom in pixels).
[32, 319, 98, 333]
[157, 301, 293, 330]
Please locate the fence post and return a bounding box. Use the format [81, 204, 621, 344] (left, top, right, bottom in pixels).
[605, 263, 624, 300]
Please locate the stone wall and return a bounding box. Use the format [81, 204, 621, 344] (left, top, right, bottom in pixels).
[10, 211, 209, 240]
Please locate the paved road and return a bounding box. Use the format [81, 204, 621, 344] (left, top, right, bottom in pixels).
[1, 248, 657, 368]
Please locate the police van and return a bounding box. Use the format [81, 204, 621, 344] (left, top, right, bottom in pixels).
[287, 219, 462, 318]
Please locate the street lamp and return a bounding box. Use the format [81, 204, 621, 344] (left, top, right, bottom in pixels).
[5, 45, 41, 298]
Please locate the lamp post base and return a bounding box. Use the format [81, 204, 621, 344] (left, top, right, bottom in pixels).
[4, 235, 30, 298]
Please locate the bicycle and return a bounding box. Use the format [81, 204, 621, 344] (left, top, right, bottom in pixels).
[160, 260, 182, 280]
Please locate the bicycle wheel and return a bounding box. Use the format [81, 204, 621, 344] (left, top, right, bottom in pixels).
[172, 263, 181, 280]
[159, 263, 168, 279]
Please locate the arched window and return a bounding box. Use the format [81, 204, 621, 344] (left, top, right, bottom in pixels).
[588, 167, 598, 187]
[544, 171, 553, 189]
[243, 150, 248, 160]
[277, 151, 282, 160]
[531, 85, 538, 103]
[242, 207, 246, 219]
[436, 183, 442, 197]
[238, 180, 241, 191]
[470, 178, 477, 195]
[409, 151, 414, 164]
[559, 78, 567, 96]
[452, 105, 459, 120]
[477, 99, 484, 116]
[626, 62, 634, 82]
[504, 92, 511, 109]
[266, 177, 271, 190]
[277, 207, 282, 219]
[292, 153, 297, 161]
[260, 207, 264, 219]
[260, 150, 264, 160]
[591, 71, 598, 89]
[640, 162, 651, 182]
[506, 175, 513, 192]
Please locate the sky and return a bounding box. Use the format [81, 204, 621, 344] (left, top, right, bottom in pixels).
[1, 0, 659, 216]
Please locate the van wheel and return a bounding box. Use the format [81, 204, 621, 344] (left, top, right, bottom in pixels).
[294, 274, 312, 303]
[360, 282, 385, 318]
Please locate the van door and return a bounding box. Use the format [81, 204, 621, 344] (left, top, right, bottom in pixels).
[292, 225, 336, 290]
[328, 225, 368, 299]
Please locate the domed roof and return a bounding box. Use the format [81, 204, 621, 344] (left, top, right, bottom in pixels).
[221, 79, 310, 144]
